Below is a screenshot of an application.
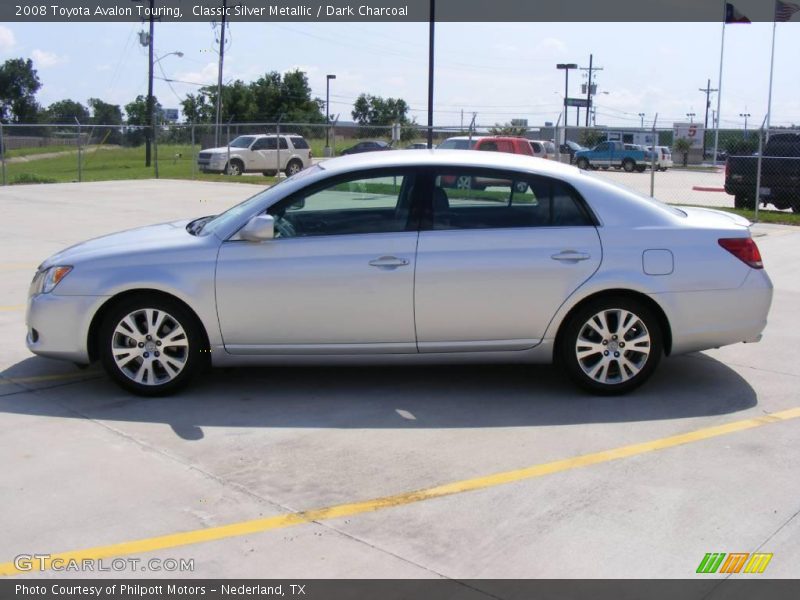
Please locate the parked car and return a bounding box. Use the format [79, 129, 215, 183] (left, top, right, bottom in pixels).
[340, 140, 392, 155]
[560, 140, 587, 162]
[725, 133, 800, 211]
[436, 136, 486, 150]
[648, 146, 674, 171]
[575, 141, 650, 172]
[26, 150, 772, 396]
[443, 136, 534, 190]
[528, 140, 554, 159]
[406, 142, 429, 150]
[197, 134, 311, 177]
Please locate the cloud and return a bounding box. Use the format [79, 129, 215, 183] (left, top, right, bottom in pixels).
[175, 62, 219, 86]
[0, 25, 15, 52]
[32, 49, 68, 68]
[534, 37, 567, 55]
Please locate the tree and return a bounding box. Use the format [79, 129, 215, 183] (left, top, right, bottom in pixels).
[673, 137, 692, 167]
[579, 129, 605, 148]
[124, 94, 161, 146]
[88, 98, 122, 125]
[88, 98, 123, 144]
[351, 94, 411, 126]
[180, 70, 324, 125]
[0, 58, 41, 123]
[488, 122, 528, 136]
[43, 99, 89, 124]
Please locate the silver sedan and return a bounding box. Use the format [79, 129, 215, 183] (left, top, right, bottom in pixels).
[26, 151, 772, 396]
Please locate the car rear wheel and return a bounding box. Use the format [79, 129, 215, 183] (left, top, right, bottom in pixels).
[576, 158, 590, 170]
[734, 195, 755, 210]
[99, 297, 205, 396]
[560, 297, 662, 395]
[622, 159, 635, 173]
[285, 159, 303, 177]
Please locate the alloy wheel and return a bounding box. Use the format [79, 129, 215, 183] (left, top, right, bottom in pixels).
[111, 308, 189, 386]
[574, 308, 651, 385]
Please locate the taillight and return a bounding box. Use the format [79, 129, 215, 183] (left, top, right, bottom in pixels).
[725, 159, 730, 179]
[718, 238, 763, 269]
[309, 150, 313, 159]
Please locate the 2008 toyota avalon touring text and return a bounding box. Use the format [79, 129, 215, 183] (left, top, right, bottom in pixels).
[25, 150, 772, 396]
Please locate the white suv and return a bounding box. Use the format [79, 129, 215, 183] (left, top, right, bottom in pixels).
[198, 134, 312, 176]
[647, 146, 674, 171]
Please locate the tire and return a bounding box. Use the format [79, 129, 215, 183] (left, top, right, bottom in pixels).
[734, 195, 755, 210]
[559, 296, 663, 395]
[285, 159, 303, 177]
[99, 296, 206, 396]
[455, 175, 473, 190]
[636, 165, 647, 173]
[576, 158, 590, 170]
[622, 159, 635, 173]
[226, 159, 244, 176]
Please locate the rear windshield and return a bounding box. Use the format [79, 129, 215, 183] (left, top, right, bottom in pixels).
[584, 172, 686, 217]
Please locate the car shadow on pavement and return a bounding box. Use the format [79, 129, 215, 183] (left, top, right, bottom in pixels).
[0, 353, 758, 441]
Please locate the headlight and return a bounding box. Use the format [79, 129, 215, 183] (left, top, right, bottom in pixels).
[31, 266, 73, 295]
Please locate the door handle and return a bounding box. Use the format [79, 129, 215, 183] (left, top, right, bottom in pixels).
[551, 251, 591, 262]
[369, 256, 410, 268]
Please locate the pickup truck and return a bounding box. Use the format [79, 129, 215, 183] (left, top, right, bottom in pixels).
[574, 141, 651, 172]
[724, 133, 800, 212]
[197, 134, 312, 177]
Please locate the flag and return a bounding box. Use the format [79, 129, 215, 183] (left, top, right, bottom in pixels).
[776, 0, 800, 21]
[725, 3, 751, 23]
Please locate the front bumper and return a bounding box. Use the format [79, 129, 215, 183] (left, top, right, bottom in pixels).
[26, 293, 107, 363]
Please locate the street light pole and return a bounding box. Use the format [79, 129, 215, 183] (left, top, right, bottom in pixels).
[325, 74, 336, 156]
[556, 63, 577, 147]
[740, 112, 750, 138]
[686, 112, 696, 124]
[638, 113, 645, 129]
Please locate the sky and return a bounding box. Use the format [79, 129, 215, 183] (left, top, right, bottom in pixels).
[1, 19, 799, 129]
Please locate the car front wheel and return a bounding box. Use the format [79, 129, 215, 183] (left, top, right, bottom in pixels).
[576, 158, 589, 170]
[560, 297, 662, 395]
[99, 297, 205, 396]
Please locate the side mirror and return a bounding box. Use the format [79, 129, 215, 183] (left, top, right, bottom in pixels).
[239, 214, 275, 242]
[287, 198, 305, 211]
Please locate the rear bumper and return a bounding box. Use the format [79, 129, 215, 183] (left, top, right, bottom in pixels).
[653, 268, 773, 355]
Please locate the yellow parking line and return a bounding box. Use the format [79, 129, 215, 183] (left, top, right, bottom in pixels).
[0, 305, 24, 312]
[1, 406, 798, 576]
[0, 371, 101, 386]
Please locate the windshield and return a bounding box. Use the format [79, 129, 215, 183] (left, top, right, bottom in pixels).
[229, 136, 256, 149]
[198, 165, 322, 236]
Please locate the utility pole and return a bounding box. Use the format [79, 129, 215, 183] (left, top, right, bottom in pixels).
[699, 78, 718, 158]
[138, 0, 155, 168]
[580, 54, 603, 128]
[214, 0, 228, 148]
[426, 0, 435, 148]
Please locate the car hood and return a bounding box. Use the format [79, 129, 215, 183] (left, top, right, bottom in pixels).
[40, 219, 200, 268]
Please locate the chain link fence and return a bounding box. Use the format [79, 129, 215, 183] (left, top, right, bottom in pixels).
[1, 121, 797, 219]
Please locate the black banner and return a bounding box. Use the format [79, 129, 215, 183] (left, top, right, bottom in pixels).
[3, 580, 800, 600]
[0, 0, 790, 23]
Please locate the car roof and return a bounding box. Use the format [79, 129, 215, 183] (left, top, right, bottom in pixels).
[318, 149, 580, 179]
